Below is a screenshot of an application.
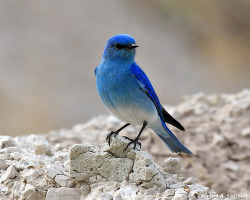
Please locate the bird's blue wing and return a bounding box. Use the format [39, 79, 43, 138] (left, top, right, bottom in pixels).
[95, 66, 98, 76]
[130, 62, 164, 121]
[130, 63, 191, 154]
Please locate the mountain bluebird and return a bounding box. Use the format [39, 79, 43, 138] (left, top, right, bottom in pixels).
[95, 34, 192, 154]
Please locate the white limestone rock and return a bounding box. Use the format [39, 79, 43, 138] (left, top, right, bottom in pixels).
[55, 175, 75, 187]
[162, 157, 181, 174]
[45, 187, 81, 200]
[70, 147, 107, 181]
[173, 193, 187, 200]
[35, 142, 52, 156]
[184, 177, 197, 185]
[89, 175, 106, 183]
[0, 186, 10, 196]
[0, 131, 234, 200]
[0, 159, 8, 170]
[98, 156, 133, 182]
[0, 136, 16, 149]
[69, 144, 97, 160]
[23, 184, 46, 200]
[46, 161, 64, 179]
[22, 168, 42, 184]
[162, 188, 175, 198]
[129, 151, 166, 189]
[15, 155, 40, 170]
[1, 165, 18, 181]
[69, 136, 165, 189]
[101, 135, 138, 158]
[69, 142, 133, 182]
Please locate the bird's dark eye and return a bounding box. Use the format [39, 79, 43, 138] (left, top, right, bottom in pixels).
[114, 43, 122, 49]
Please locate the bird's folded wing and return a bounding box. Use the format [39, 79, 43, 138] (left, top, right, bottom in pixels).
[130, 62, 185, 131]
[130, 62, 164, 120]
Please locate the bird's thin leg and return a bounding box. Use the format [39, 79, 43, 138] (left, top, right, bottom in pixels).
[123, 121, 148, 152]
[106, 123, 130, 145]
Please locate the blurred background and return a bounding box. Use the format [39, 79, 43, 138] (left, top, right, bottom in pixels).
[0, 0, 249, 136]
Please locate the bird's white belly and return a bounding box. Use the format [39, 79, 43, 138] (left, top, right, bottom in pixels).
[107, 104, 159, 126]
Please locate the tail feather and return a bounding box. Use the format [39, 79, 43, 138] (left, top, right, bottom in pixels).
[152, 119, 192, 155]
[158, 134, 192, 155]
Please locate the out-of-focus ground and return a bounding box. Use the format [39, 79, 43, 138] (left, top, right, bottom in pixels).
[0, 0, 250, 136]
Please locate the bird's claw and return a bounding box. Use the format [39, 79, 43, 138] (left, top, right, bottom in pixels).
[123, 136, 133, 141]
[123, 139, 141, 152]
[106, 131, 118, 146]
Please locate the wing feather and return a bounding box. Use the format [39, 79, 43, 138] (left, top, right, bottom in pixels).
[130, 63, 185, 131]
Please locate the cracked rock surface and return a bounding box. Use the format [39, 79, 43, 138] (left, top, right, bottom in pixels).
[0, 134, 220, 200]
[69, 136, 165, 189]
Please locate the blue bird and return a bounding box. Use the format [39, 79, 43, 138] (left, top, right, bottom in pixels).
[95, 34, 192, 154]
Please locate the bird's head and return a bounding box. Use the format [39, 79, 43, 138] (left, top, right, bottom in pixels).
[102, 34, 138, 62]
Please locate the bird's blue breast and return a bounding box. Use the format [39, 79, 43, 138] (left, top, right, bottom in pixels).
[96, 62, 137, 107]
[96, 61, 157, 124]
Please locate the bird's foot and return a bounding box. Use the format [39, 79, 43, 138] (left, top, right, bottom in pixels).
[123, 138, 141, 152]
[106, 131, 118, 146]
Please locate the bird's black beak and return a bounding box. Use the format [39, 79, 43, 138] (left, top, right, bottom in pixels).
[114, 43, 139, 50]
[129, 44, 139, 49]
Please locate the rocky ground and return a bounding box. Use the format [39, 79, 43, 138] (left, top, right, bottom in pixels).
[0, 90, 250, 199]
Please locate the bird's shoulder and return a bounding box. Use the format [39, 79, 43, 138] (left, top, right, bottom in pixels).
[130, 62, 146, 77]
[130, 62, 154, 92]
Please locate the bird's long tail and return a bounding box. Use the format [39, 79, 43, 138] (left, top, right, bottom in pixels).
[152, 120, 192, 155]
